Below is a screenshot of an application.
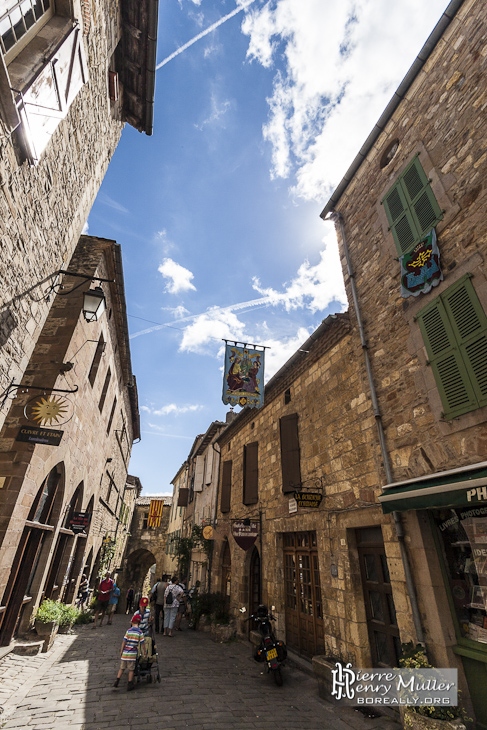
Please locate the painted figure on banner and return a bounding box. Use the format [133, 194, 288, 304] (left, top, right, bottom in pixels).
[223, 345, 264, 409]
[400, 228, 443, 297]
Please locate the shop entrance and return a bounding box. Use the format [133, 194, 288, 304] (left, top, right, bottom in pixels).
[356, 526, 400, 667]
[283, 531, 323, 657]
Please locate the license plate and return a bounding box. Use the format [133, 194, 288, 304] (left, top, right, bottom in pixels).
[266, 648, 278, 660]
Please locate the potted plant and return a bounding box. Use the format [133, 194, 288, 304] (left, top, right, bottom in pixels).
[58, 603, 80, 633]
[400, 644, 469, 730]
[34, 599, 62, 650]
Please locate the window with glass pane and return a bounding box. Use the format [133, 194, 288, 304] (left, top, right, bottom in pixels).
[0, 0, 52, 58]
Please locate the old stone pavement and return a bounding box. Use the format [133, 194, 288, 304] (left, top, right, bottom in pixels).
[0, 615, 400, 730]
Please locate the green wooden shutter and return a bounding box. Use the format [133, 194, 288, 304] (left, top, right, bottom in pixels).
[382, 157, 442, 255]
[417, 275, 487, 419]
[443, 277, 487, 408]
[243, 442, 258, 505]
[280, 414, 301, 493]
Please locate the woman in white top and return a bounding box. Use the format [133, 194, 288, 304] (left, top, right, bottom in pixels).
[163, 577, 184, 636]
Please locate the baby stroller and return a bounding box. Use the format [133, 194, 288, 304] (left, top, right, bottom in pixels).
[134, 626, 161, 685]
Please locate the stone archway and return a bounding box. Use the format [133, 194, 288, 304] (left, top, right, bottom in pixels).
[123, 548, 157, 605]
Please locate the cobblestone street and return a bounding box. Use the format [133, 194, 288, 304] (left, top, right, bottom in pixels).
[0, 616, 400, 730]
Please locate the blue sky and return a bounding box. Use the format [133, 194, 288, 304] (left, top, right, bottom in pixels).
[87, 0, 449, 494]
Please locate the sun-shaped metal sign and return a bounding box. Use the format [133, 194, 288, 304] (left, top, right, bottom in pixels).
[24, 394, 73, 427]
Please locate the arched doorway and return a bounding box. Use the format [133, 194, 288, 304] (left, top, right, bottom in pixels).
[62, 487, 92, 603]
[0, 464, 64, 646]
[221, 540, 231, 611]
[45, 482, 84, 601]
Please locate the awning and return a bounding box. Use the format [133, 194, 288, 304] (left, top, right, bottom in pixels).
[379, 461, 487, 514]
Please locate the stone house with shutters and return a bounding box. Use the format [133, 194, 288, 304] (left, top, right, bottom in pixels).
[0, 0, 158, 436]
[320, 0, 487, 723]
[166, 420, 226, 590]
[212, 313, 407, 664]
[0, 234, 141, 647]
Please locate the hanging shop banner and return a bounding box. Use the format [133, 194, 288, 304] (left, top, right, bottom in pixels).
[24, 394, 73, 426]
[232, 521, 259, 551]
[147, 499, 164, 528]
[222, 344, 264, 409]
[69, 511, 91, 534]
[294, 492, 323, 509]
[16, 425, 63, 446]
[400, 228, 443, 298]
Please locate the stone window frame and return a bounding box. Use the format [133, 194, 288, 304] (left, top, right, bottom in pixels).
[0, 1, 88, 163]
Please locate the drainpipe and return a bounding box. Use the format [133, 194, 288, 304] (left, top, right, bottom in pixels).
[328, 210, 425, 646]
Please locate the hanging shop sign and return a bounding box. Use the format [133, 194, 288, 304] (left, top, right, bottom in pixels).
[222, 342, 265, 409]
[24, 393, 73, 427]
[16, 425, 63, 446]
[69, 511, 91, 534]
[202, 525, 214, 540]
[294, 492, 323, 509]
[400, 228, 443, 298]
[232, 521, 259, 551]
[289, 497, 298, 514]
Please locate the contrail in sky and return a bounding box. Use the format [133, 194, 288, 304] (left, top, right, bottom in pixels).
[156, 0, 257, 70]
[129, 295, 275, 340]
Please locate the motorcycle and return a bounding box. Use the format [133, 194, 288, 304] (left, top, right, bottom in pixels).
[241, 604, 287, 686]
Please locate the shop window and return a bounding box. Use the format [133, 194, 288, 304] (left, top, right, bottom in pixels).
[433, 507, 487, 645]
[280, 413, 301, 493]
[382, 156, 443, 255]
[88, 333, 105, 386]
[220, 460, 232, 513]
[98, 367, 111, 412]
[417, 274, 487, 419]
[243, 442, 258, 505]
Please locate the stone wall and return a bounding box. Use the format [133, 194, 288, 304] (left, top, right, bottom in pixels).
[212, 314, 410, 664]
[0, 236, 139, 639]
[329, 0, 487, 663]
[0, 0, 125, 435]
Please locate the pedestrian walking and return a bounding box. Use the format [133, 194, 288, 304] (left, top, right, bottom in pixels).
[173, 577, 188, 632]
[107, 581, 121, 624]
[163, 576, 184, 637]
[150, 577, 166, 633]
[76, 574, 89, 609]
[126, 587, 134, 614]
[133, 596, 152, 635]
[92, 572, 113, 628]
[113, 614, 147, 691]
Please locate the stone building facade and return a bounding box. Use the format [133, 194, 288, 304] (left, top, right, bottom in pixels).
[320, 0, 487, 723]
[0, 0, 158, 435]
[121, 495, 172, 600]
[212, 314, 404, 665]
[0, 235, 141, 646]
[165, 464, 189, 578]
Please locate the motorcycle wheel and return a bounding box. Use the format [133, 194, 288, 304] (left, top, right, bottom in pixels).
[273, 667, 283, 686]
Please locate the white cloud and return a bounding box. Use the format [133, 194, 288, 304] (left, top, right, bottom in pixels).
[98, 192, 129, 213]
[81, 219, 89, 234]
[195, 93, 232, 131]
[155, 230, 177, 255]
[159, 258, 197, 294]
[152, 404, 204, 416]
[242, 0, 449, 200]
[262, 327, 314, 381]
[162, 305, 190, 319]
[252, 225, 347, 312]
[180, 308, 247, 354]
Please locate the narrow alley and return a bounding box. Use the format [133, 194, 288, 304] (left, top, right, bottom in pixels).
[0, 618, 400, 730]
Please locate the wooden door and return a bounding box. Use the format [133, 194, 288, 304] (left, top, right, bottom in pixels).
[284, 531, 323, 657]
[357, 527, 400, 667]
